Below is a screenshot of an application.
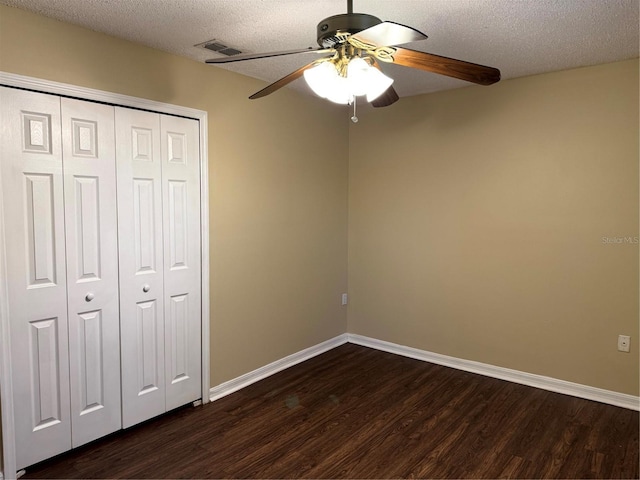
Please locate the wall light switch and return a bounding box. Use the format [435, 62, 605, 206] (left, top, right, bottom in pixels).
[618, 335, 630, 353]
[341, 293, 348, 306]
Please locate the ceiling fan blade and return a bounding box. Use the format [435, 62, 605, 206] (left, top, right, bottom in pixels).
[249, 61, 322, 99]
[390, 47, 501, 85]
[350, 21, 428, 48]
[371, 86, 400, 108]
[206, 47, 332, 64]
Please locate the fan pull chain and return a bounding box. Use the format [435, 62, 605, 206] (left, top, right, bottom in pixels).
[351, 96, 358, 123]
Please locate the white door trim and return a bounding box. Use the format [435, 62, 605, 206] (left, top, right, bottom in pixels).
[0, 71, 211, 480]
[0, 124, 17, 479]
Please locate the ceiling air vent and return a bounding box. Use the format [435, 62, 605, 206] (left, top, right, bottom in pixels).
[196, 39, 242, 57]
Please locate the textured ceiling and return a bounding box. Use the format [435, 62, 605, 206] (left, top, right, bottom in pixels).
[1, 0, 638, 99]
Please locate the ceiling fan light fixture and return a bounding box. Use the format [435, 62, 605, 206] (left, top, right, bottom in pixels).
[362, 63, 394, 102]
[303, 61, 336, 97]
[304, 57, 394, 105]
[325, 77, 353, 104]
[346, 57, 372, 96]
[304, 61, 351, 104]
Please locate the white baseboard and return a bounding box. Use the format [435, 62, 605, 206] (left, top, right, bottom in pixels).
[208, 332, 638, 411]
[348, 333, 640, 411]
[209, 334, 349, 401]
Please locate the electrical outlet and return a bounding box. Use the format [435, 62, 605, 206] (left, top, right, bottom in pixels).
[341, 293, 348, 306]
[618, 335, 630, 353]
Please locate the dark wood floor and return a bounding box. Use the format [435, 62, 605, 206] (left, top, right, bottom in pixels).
[24, 343, 638, 479]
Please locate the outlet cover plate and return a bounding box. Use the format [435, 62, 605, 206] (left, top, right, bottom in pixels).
[618, 335, 630, 352]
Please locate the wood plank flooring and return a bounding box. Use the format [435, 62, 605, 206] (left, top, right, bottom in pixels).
[24, 343, 639, 479]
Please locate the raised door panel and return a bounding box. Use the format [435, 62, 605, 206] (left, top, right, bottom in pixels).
[136, 300, 162, 395]
[160, 115, 202, 410]
[0, 87, 71, 469]
[24, 173, 57, 286]
[61, 98, 121, 447]
[28, 318, 63, 430]
[115, 107, 166, 428]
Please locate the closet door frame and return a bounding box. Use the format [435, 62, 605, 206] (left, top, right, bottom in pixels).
[0, 71, 210, 480]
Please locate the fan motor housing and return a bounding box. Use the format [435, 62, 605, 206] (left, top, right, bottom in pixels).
[317, 13, 382, 47]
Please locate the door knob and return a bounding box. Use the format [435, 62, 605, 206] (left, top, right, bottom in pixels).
[85, 292, 95, 302]
[142, 284, 150, 293]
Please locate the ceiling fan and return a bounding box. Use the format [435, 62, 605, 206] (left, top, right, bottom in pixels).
[205, 0, 500, 110]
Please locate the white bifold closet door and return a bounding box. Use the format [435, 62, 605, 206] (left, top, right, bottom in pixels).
[60, 98, 122, 448]
[115, 108, 201, 428]
[1, 88, 121, 469]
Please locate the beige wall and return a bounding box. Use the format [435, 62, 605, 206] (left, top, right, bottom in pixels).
[0, 5, 349, 387]
[348, 59, 639, 395]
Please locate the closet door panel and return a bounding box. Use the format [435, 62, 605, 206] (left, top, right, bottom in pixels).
[116, 107, 166, 428]
[0, 87, 71, 469]
[161, 115, 202, 410]
[61, 98, 122, 447]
